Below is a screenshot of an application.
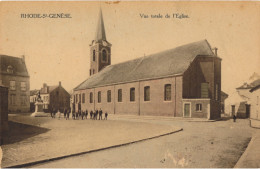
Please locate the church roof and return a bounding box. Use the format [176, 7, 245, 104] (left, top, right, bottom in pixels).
[0, 55, 29, 77]
[74, 39, 215, 91]
[95, 8, 106, 42]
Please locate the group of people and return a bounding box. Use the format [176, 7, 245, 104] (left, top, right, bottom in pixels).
[50, 107, 108, 120]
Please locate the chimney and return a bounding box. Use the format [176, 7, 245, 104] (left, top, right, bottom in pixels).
[59, 81, 61, 87]
[212, 47, 218, 56]
[21, 55, 25, 62]
[43, 83, 47, 93]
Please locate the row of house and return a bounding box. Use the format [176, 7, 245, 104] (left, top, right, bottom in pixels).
[30, 82, 70, 112]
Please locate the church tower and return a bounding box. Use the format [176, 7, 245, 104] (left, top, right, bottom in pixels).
[89, 8, 112, 76]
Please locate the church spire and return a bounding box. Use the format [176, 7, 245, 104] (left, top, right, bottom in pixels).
[95, 8, 106, 42]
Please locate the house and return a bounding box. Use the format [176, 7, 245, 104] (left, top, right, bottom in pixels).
[73, 9, 222, 119]
[0, 85, 8, 145]
[225, 73, 260, 118]
[0, 55, 30, 113]
[30, 82, 70, 112]
[249, 85, 260, 128]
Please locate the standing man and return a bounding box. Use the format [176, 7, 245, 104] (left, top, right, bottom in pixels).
[90, 110, 93, 119]
[105, 112, 108, 120]
[85, 109, 88, 119]
[99, 108, 103, 120]
[233, 114, 237, 122]
[95, 109, 98, 120]
[64, 108, 67, 119]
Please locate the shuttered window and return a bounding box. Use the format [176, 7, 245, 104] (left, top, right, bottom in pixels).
[201, 83, 209, 98]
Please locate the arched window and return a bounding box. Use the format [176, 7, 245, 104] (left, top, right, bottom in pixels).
[144, 86, 150, 101]
[93, 50, 96, 61]
[107, 90, 111, 102]
[130, 88, 135, 102]
[90, 92, 93, 103]
[102, 49, 107, 62]
[164, 84, 171, 101]
[98, 91, 101, 103]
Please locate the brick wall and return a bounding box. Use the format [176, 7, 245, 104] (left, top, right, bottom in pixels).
[182, 98, 210, 119]
[74, 76, 183, 117]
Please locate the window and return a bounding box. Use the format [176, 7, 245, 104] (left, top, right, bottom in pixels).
[90, 69, 92, 76]
[144, 86, 150, 101]
[82, 93, 85, 103]
[10, 94, 16, 105]
[102, 49, 107, 62]
[196, 104, 202, 111]
[130, 88, 135, 102]
[90, 92, 93, 103]
[7, 65, 14, 73]
[164, 84, 171, 101]
[215, 84, 219, 100]
[107, 90, 111, 102]
[76, 94, 78, 103]
[79, 94, 81, 103]
[10, 81, 16, 90]
[98, 91, 101, 103]
[21, 82, 26, 91]
[201, 83, 209, 98]
[21, 95, 27, 106]
[93, 50, 96, 61]
[118, 89, 122, 102]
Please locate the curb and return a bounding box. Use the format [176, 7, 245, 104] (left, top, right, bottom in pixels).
[233, 136, 254, 168]
[4, 128, 183, 168]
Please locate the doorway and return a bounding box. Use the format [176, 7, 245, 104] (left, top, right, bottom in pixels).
[184, 103, 191, 117]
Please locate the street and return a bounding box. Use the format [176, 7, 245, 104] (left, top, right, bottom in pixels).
[27, 117, 254, 168]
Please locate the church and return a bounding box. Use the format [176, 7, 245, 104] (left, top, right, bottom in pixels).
[73, 9, 222, 119]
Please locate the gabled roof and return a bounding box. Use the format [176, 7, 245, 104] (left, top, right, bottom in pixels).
[75, 40, 215, 91]
[0, 55, 29, 77]
[237, 79, 260, 90]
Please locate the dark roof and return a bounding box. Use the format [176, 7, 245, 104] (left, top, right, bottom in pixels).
[40, 85, 59, 94]
[250, 84, 260, 92]
[75, 40, 215, 91]
[237, 79, 260, 90]
[0, 55, 29, 77]
[221, 91, 229, 97]
[30, 89, 40, 96]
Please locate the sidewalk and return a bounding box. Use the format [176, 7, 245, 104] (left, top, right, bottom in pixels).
[234, 129, 260, 168]
[1, 115, 182, 168]
[108, 114, 218, 122]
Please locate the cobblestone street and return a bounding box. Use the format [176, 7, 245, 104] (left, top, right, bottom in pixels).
[31, 116, 255, 168]
[1, 114, 181, 168]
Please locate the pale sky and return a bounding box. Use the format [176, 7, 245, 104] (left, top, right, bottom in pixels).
[0, 1, 259, 95]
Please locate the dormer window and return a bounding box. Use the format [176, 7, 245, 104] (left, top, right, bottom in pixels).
[7, 65, 14, 73]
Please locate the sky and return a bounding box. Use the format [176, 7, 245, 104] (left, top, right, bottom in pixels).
[0, 1, 259, 95]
